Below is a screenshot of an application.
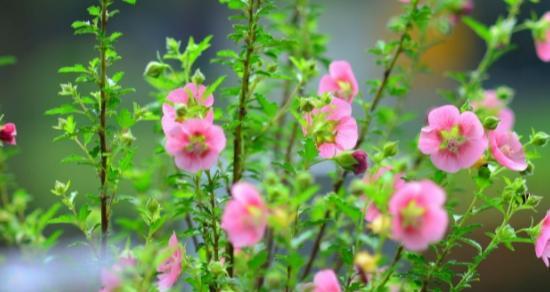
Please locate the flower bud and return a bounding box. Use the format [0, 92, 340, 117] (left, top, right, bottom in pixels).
[143, 61, 169, 78]
[334, 150, 368, 175]
[354, 251, 379, 275]
[520, 161, 534, 176]
[369, 214, 391, 235]
[299, 97, 316, 113]
[121, 130, 136, 144]
[192, 69, 205, 85]
[350, 179, 367, 196]
[382, 141, 398, 157]
[208, 260, 226, 276]
[296, 171, 313, 189]
[52, 180, 71, 196]
[490, 19, 515, 49]
[0, 123, 17, 145]
[483, 116, 500, 130]
[495, 86, 514, 102]
[269, 207, 293, 231]
[531, 131, 549, 147]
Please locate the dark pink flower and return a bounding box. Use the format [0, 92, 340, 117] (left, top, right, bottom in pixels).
[165, 119, 226, 173]
[0, 123, 17, 145]
[389, 180, 448, 251]
[535, 210, 550, 267]
[534, 12, 550, 62]
[351, 150, 368, 175]
[418, 105, 487, 173]
[313, 269, 341, 292]
[157, 232, 183, 291]
[318, 61, 358, 103]
[162, 83, 214, 134]
[488, 130, 527, 171]
[303, 98, 358, 158]
[221, 182, 268, 248]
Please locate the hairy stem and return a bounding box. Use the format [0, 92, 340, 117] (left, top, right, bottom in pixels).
[98, 0, 110, 258]
[229, 0, 261, 276]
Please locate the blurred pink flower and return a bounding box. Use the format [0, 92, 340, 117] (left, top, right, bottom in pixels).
[389, 180, 448, 251]
[472, 90, 515, 131]
[535, 210, 550, 267]
[99, 255, 136, 292]
[535, 12, 550, 62]
[303, 98, 358, 158]
[351, 150, 368, 175]
[221, 182, 268, 248]
[488, 130, 527, 171]
[363, 166, 405, 223]
[313, 269, 341, 292]
[162, 83, 214, 134]
[165, 118, 226, 173]
[418, 105, 487, 173]
[0, 122, 17, 145]
[318, 61, 358, 103]
[157, 232, 183, 291]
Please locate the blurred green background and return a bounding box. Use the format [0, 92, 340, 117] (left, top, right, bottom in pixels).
[1, 0, 549, 290]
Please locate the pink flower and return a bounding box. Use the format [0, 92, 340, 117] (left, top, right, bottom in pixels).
[221, 182, 268, 248]
[165, 118, 226, 173]
[534, 12, 550, 62]
[157, 232, 183, 291]
[535, 210, 550, 267]
[162, 83, 214, 134]
[450, 0, 474, 24]
[389, 180, 448, 251]
[363, 167, 405, 223]
[303, 98, 358, 158]
[0, 123, 17, 145]
[333, 150, 368, 175]
[418, 105, 488, 173]
[472, 90, 515, 131]
[488, 130, 527, 171]
[318, 61, 358, 103]
[313, 269, 341, 292]
[99, 255, 136, 292]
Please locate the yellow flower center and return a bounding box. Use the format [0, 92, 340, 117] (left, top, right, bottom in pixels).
[400, 200, 425, 229]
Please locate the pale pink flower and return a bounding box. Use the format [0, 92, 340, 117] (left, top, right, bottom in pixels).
[472, 90, 515, 131]
[418, 105, 488, 173]
[162, 83, 214, 134]
[488, 130, 527, 171]
[389, 180, 448, 251]
[363, 166, 405, 223]
[221, 182, 268, 248]
[99, 255, 136, 292]
[165, 118, 226, 173]
[534, 12, 550, 62]
[535, 210, 550, 267]
[318, 61, 358, 103]
[313, 269, 341, 292]
[0, 123, 16, 145]
[303, 98, 358, 159]
[157, 232, 183, 291]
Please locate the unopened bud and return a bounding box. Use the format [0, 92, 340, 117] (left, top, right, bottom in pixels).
[383, 141, 398, 157]
[369, 214, 391, 235]
[354, 251, 379, 274]
[192, 69, 205, 85]
[483, 116, 500, 130]
[334, 150, 369, 175]
[531, 131, 549, 147]
[143, 61, 169, 78]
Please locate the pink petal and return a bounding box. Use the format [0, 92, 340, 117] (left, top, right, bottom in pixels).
[427, 105, 460, 129]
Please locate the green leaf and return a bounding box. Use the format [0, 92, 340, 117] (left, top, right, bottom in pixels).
[116, 109, 135, 128]
[45, 104, 79, 116]
[300, 138, 317, 165]
[122, 0, 136, 5]
[59, 64, 87, 74]
[462, 16, 491, 43]
[256, 94, 277, 117]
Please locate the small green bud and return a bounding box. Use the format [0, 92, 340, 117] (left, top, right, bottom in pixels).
[192, 69, 205, 85]
[52, 180, 71, 196]
[121, 130, 136, 144]
[208, 260, 226, 275]
[299, 97, 316, 113]
[483, 116, 500, 130]
[267, 64, 278, 73]
[145, 198, 161, 223]
[531, 131, 549, 147]
[143, 61, 169, 78]
[350, 179, 367, 196]
[383, 141, 398, 157]
[296, 171, 313, 189]
[478, 164, 491, 179]
[334, 150, 368, 175]
[264, 172, 279, 186]
[495, 86, 514, 102]
[520, 161, 534, 176]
